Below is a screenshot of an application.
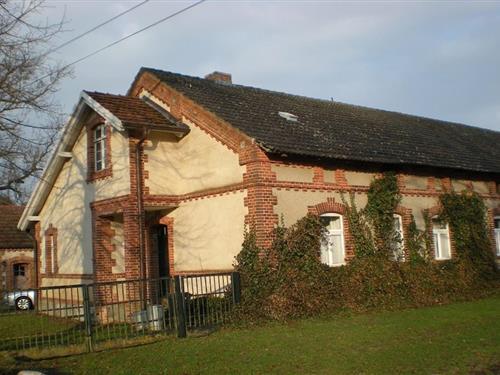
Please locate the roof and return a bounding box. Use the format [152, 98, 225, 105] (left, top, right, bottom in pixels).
[84, 91, 188, 133]
[0, 206, 32, 249]
[140, 68, 500, 175]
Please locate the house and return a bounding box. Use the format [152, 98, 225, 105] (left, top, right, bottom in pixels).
[17, 68, 500, 289]
[1, 205, 34, 291]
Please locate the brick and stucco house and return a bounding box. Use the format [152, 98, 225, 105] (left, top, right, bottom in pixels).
[1, 205, 34, 291]
[17, 68, 500, 288]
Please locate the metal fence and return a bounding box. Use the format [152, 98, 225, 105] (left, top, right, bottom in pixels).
[0, 272, 240, 352]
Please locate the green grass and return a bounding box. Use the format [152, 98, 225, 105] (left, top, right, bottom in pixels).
[1, 296, 500, 374]
[0, 313, 81, 338]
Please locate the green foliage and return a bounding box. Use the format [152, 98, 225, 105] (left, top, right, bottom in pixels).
[341, 193, 376, 258]
[406, 215, 428, 264]
[365, 172, 402, 256]
[439, 191, 498, 280]
[234, 176, 499, 322]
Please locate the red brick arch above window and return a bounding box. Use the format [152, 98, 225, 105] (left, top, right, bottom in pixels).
[307, 197, 347, 216]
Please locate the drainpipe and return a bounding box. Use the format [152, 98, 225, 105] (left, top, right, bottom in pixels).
[135, 126, 150, 308]
[26, 225, 38, 290]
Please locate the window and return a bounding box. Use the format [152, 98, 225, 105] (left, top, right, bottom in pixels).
[391, 214, 405, 261]
[494, 217, 500, 256]
[432, 217, 451, 260]
[13, 264, 26, 277]
[94, 124, 107, 171]
[320, 214, 345, 266]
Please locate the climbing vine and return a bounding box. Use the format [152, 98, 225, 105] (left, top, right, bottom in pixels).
[234, 174, 499, 322]
[440, 191, 498, 279]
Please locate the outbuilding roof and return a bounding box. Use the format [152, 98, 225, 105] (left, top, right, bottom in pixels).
[0, 206, 32, 249]
[141, 68, 500, 175]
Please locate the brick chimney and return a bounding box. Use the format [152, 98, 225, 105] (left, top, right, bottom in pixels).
[204, 71, 232, 84]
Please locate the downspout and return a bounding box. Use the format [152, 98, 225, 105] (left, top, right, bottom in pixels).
[26, 225, 38, 291]
[135, 126, 150, 284]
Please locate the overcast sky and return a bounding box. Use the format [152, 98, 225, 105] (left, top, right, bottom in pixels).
[39, 0, 500, 132]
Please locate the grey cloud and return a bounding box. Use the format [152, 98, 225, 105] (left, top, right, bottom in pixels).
[41, 1, 500, 131]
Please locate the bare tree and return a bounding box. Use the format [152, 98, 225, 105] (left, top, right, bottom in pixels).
[0, 0, 70, 201]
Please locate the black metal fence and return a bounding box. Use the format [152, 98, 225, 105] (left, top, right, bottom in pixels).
[0, 272, 240, 352]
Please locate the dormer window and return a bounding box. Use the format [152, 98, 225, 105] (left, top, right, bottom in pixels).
[94, 124, 107, 171]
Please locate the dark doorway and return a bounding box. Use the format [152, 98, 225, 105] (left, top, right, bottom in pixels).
[157, 225, 169, 278]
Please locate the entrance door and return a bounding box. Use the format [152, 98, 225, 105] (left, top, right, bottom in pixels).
[157, 225, 169, 278]
[13, 263, 29, 290]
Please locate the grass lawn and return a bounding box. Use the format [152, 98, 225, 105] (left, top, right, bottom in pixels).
[1, 296, 499, 374]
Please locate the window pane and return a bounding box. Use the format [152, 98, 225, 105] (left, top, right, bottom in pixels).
[94, 126, 101, 139]
[95, 143, 102, 160]
[331, 234, 344, 265]
[320, 237, 329, 264]
[330, 216, 341, 230]
[320, 216, 341, 231]
[439, 233, 450, 259]
[433, 233, 440, 258]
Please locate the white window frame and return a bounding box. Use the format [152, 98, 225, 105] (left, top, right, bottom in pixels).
[432, 216, 451, 260]
[320, 213, 346, 267]
[494, 216, 500, 257]
[94, 124, 107, 171]
[392, 214, 405, 261]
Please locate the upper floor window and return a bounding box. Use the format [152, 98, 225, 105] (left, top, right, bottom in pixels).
[494, 217, 500, 256]
[94, 124, 107, 171]
[391, 214, 405, 261]
[320, 213, 345, 267]
[432, 217, 451, 260]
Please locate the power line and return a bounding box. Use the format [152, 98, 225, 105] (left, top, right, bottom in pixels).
[33, 0, 207, 85]
[50, 0, 151, 54]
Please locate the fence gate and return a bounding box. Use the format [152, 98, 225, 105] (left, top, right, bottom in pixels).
[0, 272, 240, 352]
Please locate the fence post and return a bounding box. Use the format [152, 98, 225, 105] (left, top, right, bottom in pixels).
[82, 284, 94, 352]
[231, 272, 241, 304]
[174, 276, 187, 338]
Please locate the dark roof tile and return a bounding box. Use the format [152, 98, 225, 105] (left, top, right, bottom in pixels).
[0, 206, 32, 249]
[142, 68, 500, 174]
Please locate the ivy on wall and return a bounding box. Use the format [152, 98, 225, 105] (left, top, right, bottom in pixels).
[234, 174, 500, 322]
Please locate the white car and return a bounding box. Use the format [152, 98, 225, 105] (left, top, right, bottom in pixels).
[2, 290, 36, 310]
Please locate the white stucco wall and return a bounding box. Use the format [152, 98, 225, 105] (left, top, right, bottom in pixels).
[144, 118, 245, 196]
[273, 189, 368, 227]
[38, 124, 130, 278]
[170, 191, 247, 272]
[272, 164, 314, 183]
